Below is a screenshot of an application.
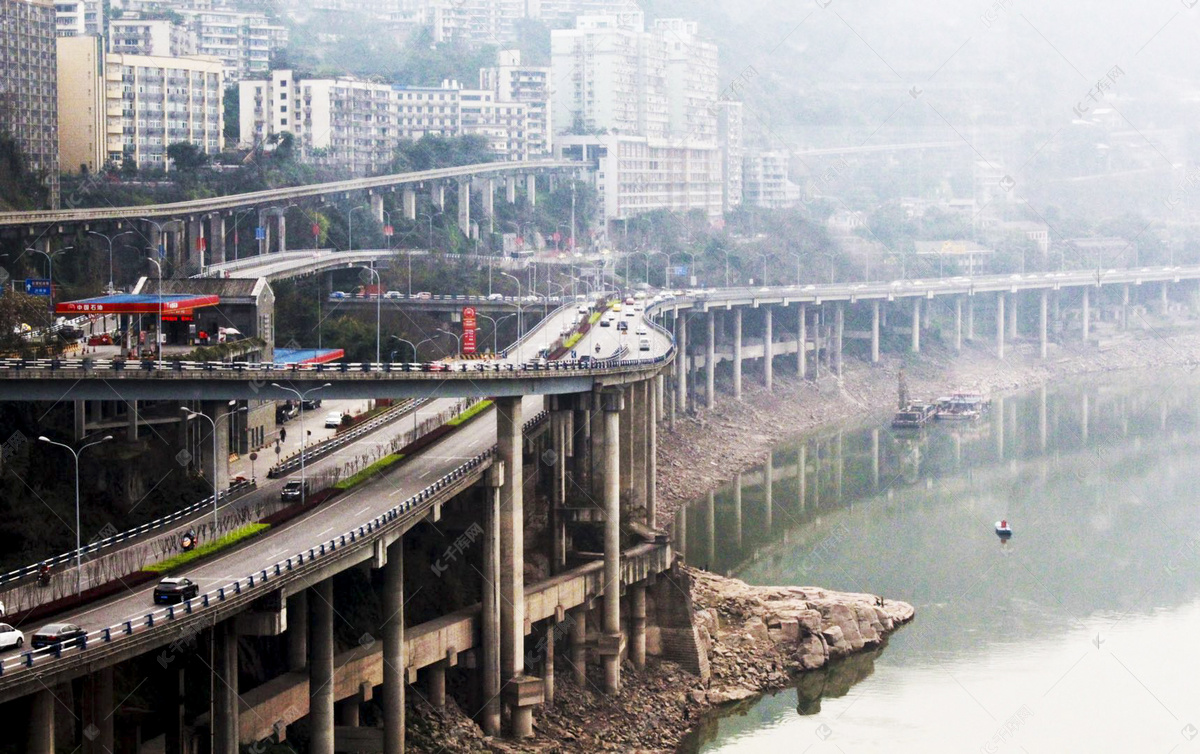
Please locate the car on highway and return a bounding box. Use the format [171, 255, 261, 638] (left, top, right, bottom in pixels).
[281, 480, 307, 501]
[617, 320, 629, 332]
[414, 291, 432, 300]
[639, 336, 651, 351]
[636, 325, 647, 335]
[331, 291, 348, 299]
[0, 624, 23, 650]
[600, 315, 612, 327]
[487, 293, 504, 301]
[384, 291, 402, 299]
[612, 303, 622, 312]
[324, 410, 346, 428]
[31, 623, 86, 650]
[154, 577, 199, 605]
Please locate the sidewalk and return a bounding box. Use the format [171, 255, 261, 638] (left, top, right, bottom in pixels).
[229, 398, 375, 480]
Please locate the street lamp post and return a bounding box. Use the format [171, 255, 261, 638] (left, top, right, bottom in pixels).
[362, 265, 382, 364]
[477, 312, 514, 354]
[270, 383, 332, 506]
[389, 335, 417, 362]
[346, 205, 366, 251]
[180, 400, 246, 533]
[500, 271, 523, 340]
[38, 434, 113, 597]
[437, 328, 462, 357]
[28, 245, 70, 337]
[88, 231, 132, 293]
[146, 256, 163, 366]
[381, 209, 392, 251]
[419, 212, 441, 254]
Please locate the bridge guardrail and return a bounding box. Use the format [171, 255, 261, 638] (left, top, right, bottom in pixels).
[0, 410, 550, 686]
[265, 398, 426, 478]
[0, 479, 256, 590]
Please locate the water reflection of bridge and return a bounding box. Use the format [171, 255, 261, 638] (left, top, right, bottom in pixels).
[676, 377, 1200, 575]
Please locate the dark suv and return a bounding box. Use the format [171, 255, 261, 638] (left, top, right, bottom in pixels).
[281, 480, 307, 502]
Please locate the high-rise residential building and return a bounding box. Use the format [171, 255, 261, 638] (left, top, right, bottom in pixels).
[479, 49, 552, 155]
[653, 18, 718, 144]
[240, 70, 531, 173]
[99, 52, 223, 168]
[716, 101, 743, 212]
[530, 0, 643, 28]
[557, 133, 723, 222]
[0, 0, 59, 206]
[53, 0, 102, 37]
[550, 13, 668, 139]
[109, 15, 197, 57]
[56, 34, 105, 173]
[177, 8, 287, 82]
[743, 150, 796, 209]
[430, 0, 524, 45]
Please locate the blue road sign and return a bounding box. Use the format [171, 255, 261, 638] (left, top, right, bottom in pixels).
[255, 226, 266, 241]
[24, 278, 51, 296]
[673, 265, 688, 276]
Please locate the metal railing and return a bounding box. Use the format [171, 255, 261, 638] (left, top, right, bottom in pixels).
[265, 398, 424, 478]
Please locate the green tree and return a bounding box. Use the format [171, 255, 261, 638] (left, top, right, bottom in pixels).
[223, 84, 240, 141]
[167, 142, 209, 172]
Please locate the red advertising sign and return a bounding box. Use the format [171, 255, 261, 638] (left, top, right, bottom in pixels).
[312, 223, 321, 238]
[462, 328, 477, 354]
[461, 306, 477, 330]
[384, 225, 394, 237]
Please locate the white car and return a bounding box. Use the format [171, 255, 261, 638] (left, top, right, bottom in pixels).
[636, 325, 647, 335]
[487, 293, 504, 301]
[384, 291, 402, 299]
[0, 623, 23, 650]
[324, 411, 345, 429]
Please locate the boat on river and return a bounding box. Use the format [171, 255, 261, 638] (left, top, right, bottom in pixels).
[936, 390, 992, 421]
[892, 401, 939, 429]
[995, 519, 1013, 538]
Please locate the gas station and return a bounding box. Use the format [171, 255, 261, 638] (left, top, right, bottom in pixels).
[57, 292, 221, 358]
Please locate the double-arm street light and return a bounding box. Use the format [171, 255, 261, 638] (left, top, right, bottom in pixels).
[389, 335, 417, 362]
[477, 312, 514, 354]
[346, 205, 366, 252]
[419, 211, 441, 254]
[88, 230, 133, 293]
[437, 328, 462, 357]
[146, 256, 163, 365]
[38, 434, 113, 596]
[270, 383, 331, 506]
[500, 271, 524, 340]
[180, 400, 247, 533]
[28, 245, 71, 336]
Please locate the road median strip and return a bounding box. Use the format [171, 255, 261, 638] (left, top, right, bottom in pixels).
[143, 524, 271, 575]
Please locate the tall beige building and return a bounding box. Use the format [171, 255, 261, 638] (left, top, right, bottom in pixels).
[56, 35, 105, 173]
[0, 0, 59, 206]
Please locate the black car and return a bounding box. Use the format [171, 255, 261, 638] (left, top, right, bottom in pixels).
[281, 480, 307, 502]
[617, 320, 629, 331]
[31, 622, 86, 649]
[153, 577, 199, 604]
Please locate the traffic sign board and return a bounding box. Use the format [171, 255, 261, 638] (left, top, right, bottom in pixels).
[255, 226, 266, 241]
[24, 278, 51, 296]
[384, 225, 394, 237]
[462, 328, 477, 354]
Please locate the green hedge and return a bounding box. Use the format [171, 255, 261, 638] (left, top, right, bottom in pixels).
[333, 452, 406, 491]
[588, 311, 603, 325]
[563, 331, 583, 349]
[448, 400, 494, 427]
[145, 523, 270, 574]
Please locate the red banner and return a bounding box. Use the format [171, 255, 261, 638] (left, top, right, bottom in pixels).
[462, 306, 477, 330]
[462, 328, 477, 354]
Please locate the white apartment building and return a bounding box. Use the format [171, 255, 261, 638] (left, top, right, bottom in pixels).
[109, 16, 196, 57]
[717, 100, 743, 212]
[431, 0, 524, 45]
[479, 49, 552, 155]
[743, 150, 796, 209]
[53, 0, 101, 36]
[557, 132, 723, 225]
[550, 13, 668, 138]
[178, 9, 287, 82]
[460, 88, 529, 161]
[530, 0, 642, 28]
[653, 18, 718, 144]
[102, 52, 224, 168]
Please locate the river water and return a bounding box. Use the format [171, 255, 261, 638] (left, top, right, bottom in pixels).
[675, 373, 1200, 753]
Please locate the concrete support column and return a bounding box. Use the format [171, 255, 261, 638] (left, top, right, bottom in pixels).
[798, 303, 809, 375]
[676, 313, 688, 412]
[277, 212, 287, 254]
[954, 297, 963, 352]
[287, 590, 308, 672]
[526, 174, 537, 207]
[187, 217, 203, 270]
[630, 583, 647, 670]
[1039, 289, 1048, 359]
[568, 606, 586, 686]
[83, 667, 115, 754]
[1008, 291, 1017, 341]
[646, 379, 658, 528]
[433, 184, 446, 212]
[127, 399, 138, 442]
[338, 697, 360, 727]
[733, 307, 743, 399]
[497, 397, 536, 736]
[967, 295, 975, 340]
[996, 293, 1006, 359]
[506, 176, 517, 203]
[763, 306, 773, 391]
[458, 179, 471, 236]
[215, 621, 239, 754]
[600, 389, 624, 695]
[209, 213, 225, 265]
[483, 178, 495, 223]
[428, 661, 447, 708]
[550, 406, 568, 574]
[1161, 281, 1170, 314]
[28, 689, 55, 754]
[870, 300, 880, 363]
[706, 310, 716, 409]
[402, 189, 417, 220]
[1082, 287, 1091, 341]
[369, 194, 384, 224]
[480, 472, 501, 736]
[1121, 284, 1130, 330]
[382, 537, 406, 752]
[834, 303, 844, 381]
[310, 579, 335, 754]
[813, 312, 822, 380]
[619, 387, 634, 509]
[632, 382, 648, 510]
[571, 401, 591, 496]
[911, 298, 921, 353]
[541, 621, 556, 704]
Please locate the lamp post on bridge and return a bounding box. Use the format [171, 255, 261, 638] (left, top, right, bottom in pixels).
[389, 335, 417, 362]
[437, 328, 462, 358]
[361, 265, 382, 365]
[38, 434, 112, 597]
[88, 230, 133, 293]
[270, 383, 331, 507]
[27, 245, 71, 338]
[145, 256, 163, 366]
[346, 205, 366, 252]
[477, 312, 514, 355]
[501, 271, 523, 341]
[180, 400, 247, 535]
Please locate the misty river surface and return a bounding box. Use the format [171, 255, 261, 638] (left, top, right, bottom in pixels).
[675, 372, 1200, 753]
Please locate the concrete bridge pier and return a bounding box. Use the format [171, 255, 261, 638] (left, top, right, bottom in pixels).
[381, 536, 406, 752]
[256, 210, 272, 255]
[834, 303, 844, 381]
[433, 184, 446, 212]
[676, 313, 688, 413]
[799, 303, 809, 375]
[1121, 284, 1130, 330]
[996, 293, 1005, 359]
[630, 583, 647, 670]
[967, 294, 975, 341]
[187, 217, 204, 271]
[480, 466, 502, 736]
[526, 174, 537, 207]
[568, 606, 586, 687]
[870, 300, 880, 363]
[813, 311, 822, 380]
[600, 389, 624, 695]
[208, 213, 225, 265]
[632, 381, 649, 512]
[706, 311, 716, 410]
[911, 298, 921, 353]
[870, 429, 880, 489]
[163, 667, 186, 754]
[28, 688, 55, 754]
[1008, 292, 1017, 341]
[646, 378, 658, 528]
[215, 620, 240, 754]
[458, 179, 471, 236]
[482, 179, 495, 231]
[763, 306, 773, 391]
[954, 297, 962, 352]
[310, 579, 336, 754]
[199, 399, 232, 495]
[402, 189, 417, 220]
[549, 399, 569, 574]
[81, 666, 115, 754]
[1040, 289, 1049, 359]
[571, 396, 592, 497]
[733, 307, 743, 399]
[1082, 287, 1091, 341]
[506, 176, 517, 203]
[619, 387, 634, 511]
[287, 590, 308, 671]
[370, 193, 385, 224]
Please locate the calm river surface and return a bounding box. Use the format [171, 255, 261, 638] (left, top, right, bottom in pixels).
[676, 372, 1200, 753]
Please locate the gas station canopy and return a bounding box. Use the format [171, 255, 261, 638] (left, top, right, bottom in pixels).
[56, 293, 220, 316]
